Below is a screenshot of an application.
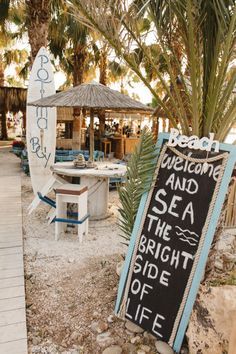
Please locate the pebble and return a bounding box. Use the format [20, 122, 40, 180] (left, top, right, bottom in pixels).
[155, 340, 174, 354]
[102, 345, 123, 354]
[96, 331, 113, 347]
[137, 351, 146, 354]
[130, 335, 141, 344]
[116, 260, 124, 277]
[32, 337, 41, 345]
[107, 314, 115, 323]
[140, 344, 151, 352]
[122, 343, 136, 354]
[92, 311, 99, 318]
[91, 320, 108, 334]
[144, 331, 157, 341]
[215, 260, 223, 271]
[70, 331, 79, 341]
[125, 321, 144, 333]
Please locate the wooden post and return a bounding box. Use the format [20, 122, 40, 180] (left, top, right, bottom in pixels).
[90, 109, 94, 161]
[152, 116, 159, 140]
[72, 108, 81, 150]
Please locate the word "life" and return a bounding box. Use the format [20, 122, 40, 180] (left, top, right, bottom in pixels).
[168, 128, 219, 153]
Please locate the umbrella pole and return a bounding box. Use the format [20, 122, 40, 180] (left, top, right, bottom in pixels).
[89, 109, 94, 161]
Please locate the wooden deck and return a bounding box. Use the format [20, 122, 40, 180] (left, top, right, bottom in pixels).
[0, 149, 28, 353]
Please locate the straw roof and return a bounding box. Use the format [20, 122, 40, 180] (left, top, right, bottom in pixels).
[0, 86, 27, 113]
[29, 82, 153, 115]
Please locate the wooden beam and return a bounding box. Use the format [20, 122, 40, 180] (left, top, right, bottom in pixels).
[90, 109, 94, 161]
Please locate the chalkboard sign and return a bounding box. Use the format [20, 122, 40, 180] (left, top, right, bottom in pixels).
[115, 132, 236, 351]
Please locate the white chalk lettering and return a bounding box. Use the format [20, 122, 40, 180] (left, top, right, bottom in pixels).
[139, 234, 147, 253]
[165, 173, 199, 194]
[182, 202, 194, 224]
[134, 254, 143, 274]
[168, 195, 182, 217]
[140, 283, 153, 300]
[153, 191, 195, 224]
[152, 313, 165, 338]
[182, 251, 194, 269]
[153, 189, 167, 214]
[159, 270, 171, 286]
[161, 151, 220, 181]
[168, 128, 219, 152]
[131, 279, 141, 295]
[126, 297, 133, 320]
[139, 306, 152, 325]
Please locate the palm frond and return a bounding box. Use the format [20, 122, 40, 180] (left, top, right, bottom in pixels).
[118, 127, 158, 242]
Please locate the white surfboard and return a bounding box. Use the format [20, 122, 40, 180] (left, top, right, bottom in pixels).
[26, 47, 56, 197]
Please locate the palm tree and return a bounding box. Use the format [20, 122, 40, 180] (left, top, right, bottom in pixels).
[69, 0, 236, 140]
[0, 2, 28, 139]
[49, 1, 90, 87]
[69, 0, 236, 282]
[25, 0, 52, 63]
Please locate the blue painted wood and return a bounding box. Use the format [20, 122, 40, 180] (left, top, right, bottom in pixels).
[54, 214, 89, 225]
[115, 133, 167, 313]
[37, 192, 56, 208]
[173, 143, 236, 352]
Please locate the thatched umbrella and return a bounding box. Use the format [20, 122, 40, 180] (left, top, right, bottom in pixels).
[28, 81, 153, 160]
[0, 86, 27, 139]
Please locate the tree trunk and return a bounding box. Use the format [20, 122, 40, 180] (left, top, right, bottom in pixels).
[26, 0, 51, 64]
[73, 44, 87, 86]
[0, 110, 8, 140]
[72, 44, 87, 149]
[0, 52, 4, 86]
[98, 48, 108, 139]
[99, 48, 108, 86]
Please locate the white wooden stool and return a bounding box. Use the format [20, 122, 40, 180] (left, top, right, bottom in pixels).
[55, 184, 89, 242]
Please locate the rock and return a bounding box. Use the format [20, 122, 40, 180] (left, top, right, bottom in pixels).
[107, 314, 115, 323]
[155, 341, 174, 354]
[144, 331, 156, 341]
[32, 337, 41, 346]
[214, 259, 223, 271]
[122, 343, 136, 354]
[92, 311, 99, 318]
[96, 331, 113, 347]
[102, 345, 123, 354]
[125, 321, 144, 333]
[116, 260, 124, 277]
[139, 344, 151, 352]
[187, 285, 236, 354]
[222, 252, 236, 270]
[130, 335, 141, 344]
[70, 331, 79, 341]
[137, 351, 146, 354]
[91, 320, 109, 334]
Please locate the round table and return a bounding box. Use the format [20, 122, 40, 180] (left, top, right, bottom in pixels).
[52, 161, 126, 220]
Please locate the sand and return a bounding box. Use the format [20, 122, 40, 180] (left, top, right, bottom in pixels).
[21, 173, 236, 354]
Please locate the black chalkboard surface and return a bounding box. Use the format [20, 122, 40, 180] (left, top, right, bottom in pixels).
[123, 144, 225, 343]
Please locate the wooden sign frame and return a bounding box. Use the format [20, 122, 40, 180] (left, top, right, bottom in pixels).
[115, 132, 236, 352]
